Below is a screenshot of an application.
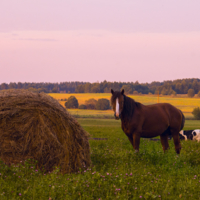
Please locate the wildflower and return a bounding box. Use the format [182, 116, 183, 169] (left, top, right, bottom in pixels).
[107, 173, 109, 175]
[35, 170, 38, 172]
[140, 196, 142, 198]
[135, 187, 137, 189]
[130, 173, 132, 176]
[19, 193, 22, 196]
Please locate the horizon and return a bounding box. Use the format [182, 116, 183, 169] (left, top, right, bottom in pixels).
[1, 1, 200, 84]
[1, 77, 200, 85]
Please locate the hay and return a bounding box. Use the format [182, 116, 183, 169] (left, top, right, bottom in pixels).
[0, 89, 91, 173]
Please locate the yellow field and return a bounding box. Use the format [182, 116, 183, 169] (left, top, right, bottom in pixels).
[49, 93, 200, 118]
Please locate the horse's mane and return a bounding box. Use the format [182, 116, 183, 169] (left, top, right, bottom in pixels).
[122, 95, 140, 120]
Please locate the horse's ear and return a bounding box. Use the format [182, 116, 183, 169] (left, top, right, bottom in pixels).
[121, 89, 124, 95]
[111, 89, 114, 94]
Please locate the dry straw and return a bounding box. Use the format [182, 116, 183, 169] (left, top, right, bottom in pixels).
[0, 89, 91, 173]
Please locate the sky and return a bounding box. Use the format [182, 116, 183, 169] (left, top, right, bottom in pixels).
[0, 0, 200, 84]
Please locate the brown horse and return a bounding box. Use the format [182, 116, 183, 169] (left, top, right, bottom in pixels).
[110, 89, 185, 154]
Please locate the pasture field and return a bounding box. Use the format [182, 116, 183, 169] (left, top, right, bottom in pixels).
[49, 93, 200, 119]
[1, 119, 200, 199]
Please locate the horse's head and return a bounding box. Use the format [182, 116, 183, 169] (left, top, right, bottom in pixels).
[110, 89, 124, 120]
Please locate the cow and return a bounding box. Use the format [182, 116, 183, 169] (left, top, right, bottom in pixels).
[179, 130, 193, 140]
[191, 129, 200, 142]
[179, 129, 200, 141]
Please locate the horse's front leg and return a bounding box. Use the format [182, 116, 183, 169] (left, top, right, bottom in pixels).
[132, 133, 141, 152]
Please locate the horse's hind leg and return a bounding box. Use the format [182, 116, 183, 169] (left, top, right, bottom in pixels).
[171, 132, 181, 154]
[160, 134, 169, 153]
[127, 134, 134, 148]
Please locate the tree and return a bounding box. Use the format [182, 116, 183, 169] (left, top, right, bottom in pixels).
[121, 85, 132, 94]
[91, 85, 100, 93]
[85, 98, 97, 109]
[197, 91, 200, 97]
[171, 91, 177, 97]
[133, 90, 139, 95]
[65, 96, 79, 108]
[192, 107, 200, 120]
[96, 99, 110, 110]
[52, 87, 58, 93]
[187, 89, 195, 97]
[161, 88, 168, 95]
[79, 104, 87, 109]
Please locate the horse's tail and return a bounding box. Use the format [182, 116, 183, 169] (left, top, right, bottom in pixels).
[180, 110, 185, 131]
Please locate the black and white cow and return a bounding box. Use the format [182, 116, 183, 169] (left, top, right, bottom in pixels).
[179, 129, 200, 141]
[179, 130, 193, 140]
[191, 129, 200, 142]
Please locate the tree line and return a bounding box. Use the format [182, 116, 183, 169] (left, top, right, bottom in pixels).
[1, 78, 200, 95]
[65, 96, 111, 110]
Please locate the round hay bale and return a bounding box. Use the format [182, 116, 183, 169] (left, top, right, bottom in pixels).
[0, 89, 91, 173]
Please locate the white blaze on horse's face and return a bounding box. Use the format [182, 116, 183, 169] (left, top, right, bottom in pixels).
[115, 98, 120, 118]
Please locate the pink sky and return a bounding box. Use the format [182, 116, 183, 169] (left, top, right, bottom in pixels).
[1, 0, 200, 84]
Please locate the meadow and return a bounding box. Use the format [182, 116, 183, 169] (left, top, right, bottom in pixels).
[1, 118, 200, 199]
[49, 93, 200, 119]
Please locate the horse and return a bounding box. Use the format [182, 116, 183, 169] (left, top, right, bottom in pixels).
[110, 89, 185, 154]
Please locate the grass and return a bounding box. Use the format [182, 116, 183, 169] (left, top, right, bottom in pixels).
[1, 119, 200, 199]
[49, 93, 200, 119]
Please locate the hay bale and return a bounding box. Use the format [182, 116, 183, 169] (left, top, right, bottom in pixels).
[0, 89, 91, 173]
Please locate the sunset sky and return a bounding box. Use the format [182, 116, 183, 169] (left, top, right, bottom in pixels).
[0, 0, 200, 84]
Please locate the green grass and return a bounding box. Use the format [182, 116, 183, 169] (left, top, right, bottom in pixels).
[1, 119, 200, 199]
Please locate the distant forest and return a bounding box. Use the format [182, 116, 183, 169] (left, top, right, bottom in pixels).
[1, 78, 200, 95]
